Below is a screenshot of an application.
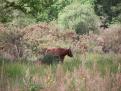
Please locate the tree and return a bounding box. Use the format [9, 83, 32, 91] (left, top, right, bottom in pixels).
[94, 0, 121, 24]
[58, 2, 100, 34]
[0, 0, 73, 23]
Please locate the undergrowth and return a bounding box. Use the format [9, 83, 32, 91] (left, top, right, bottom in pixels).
[0, 53, 121, 91]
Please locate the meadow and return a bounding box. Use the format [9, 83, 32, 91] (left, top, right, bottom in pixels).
[0, 23, 121, 91]
[0, 52, 121, 91]
[0, 0, 121, 91]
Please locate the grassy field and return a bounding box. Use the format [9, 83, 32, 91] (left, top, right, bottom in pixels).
[0, 0, 121, 90]
[0, 53, 121, 91]
[0, 23, 121, 91]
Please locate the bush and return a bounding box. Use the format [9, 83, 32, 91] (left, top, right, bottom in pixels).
[94, 0, 121, 24]
[111, 14, 121, 24]
[0, 5, 13, 23]
[102, 24, 121, 53]
[8, 17, 36, 29]
[6, 12, 36, 29]
[58, 2, 100, 34]
[0, 28, 25, 60]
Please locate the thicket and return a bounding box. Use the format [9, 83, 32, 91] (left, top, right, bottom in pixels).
[102, 25, 121, 53]
[0, 0, 121, 33]
[0, 27, 25, 60]
[94, 0, 121, 24]
[0, 0, 72, 23]
[58, 2, 100, 34]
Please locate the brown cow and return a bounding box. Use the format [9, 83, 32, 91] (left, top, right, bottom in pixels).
[38, 48, 73, 63]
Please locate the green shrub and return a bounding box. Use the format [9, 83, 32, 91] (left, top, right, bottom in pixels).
[7, 16, 36, 29]
[58, 2, 100, 34]
[94, 0, 121, 24]
[42, 54, 60, 64]
[0, 4, 13, 23]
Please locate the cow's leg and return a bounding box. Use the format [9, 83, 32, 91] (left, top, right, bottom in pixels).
[60, 57, 64, 63]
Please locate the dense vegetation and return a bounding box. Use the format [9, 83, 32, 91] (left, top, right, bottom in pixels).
[0, 0, 121, 91]
[0, 0, 121, 30]
[94, 0, 121, 24]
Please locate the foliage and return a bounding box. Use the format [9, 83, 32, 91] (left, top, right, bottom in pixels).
[102, 25, 121, 53]
[0, 1, 121, 90]
[0, 29, 25, 59]
[0, 0, 53, 22]
[0, 0, 14, 22]
[7, 15, 36, 28]
[0, 0, 73, 23]
[58, 2, 100, 34]
[0, 0, 121, 26]
[94, 0, 121, 24]
[0, 53, 121, 91]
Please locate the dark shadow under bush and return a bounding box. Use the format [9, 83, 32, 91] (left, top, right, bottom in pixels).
[41, 54, 60, 64]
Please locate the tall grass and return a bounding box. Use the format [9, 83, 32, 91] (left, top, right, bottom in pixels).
[0, 53, 121, 91]
[0, 23, 121, 91]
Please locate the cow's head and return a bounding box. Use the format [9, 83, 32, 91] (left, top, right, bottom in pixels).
[67, 48, 73, 57]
